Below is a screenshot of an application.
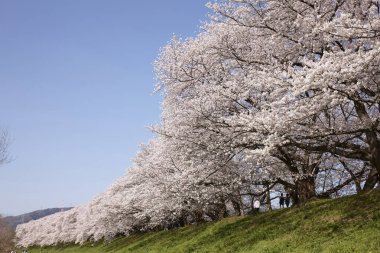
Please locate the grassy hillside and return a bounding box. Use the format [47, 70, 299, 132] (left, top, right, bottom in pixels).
[27, 190, 380, 253]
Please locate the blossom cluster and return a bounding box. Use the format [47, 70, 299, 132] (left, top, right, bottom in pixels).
[16, 0, 380, 247]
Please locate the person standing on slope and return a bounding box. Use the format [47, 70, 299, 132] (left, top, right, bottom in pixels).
[279, 193, 285, 208]
[253, 199, 260, 213]
[285, 193, 291, 208]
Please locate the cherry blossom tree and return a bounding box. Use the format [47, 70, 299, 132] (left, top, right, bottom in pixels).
[15, 0, 380, 247]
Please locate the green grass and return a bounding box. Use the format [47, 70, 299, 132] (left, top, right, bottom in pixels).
[27, 190, 380, 253]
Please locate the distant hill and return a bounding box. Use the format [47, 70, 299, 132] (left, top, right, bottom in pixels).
[4, 207, 72, 229]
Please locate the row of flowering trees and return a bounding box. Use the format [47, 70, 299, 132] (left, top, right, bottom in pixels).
[16, 0, 380, 247]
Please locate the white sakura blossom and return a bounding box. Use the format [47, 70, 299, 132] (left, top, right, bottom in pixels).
[16, 0, 380, 247]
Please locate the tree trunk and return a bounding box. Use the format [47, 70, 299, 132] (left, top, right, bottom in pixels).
[206, 202, 226, 221]
[265, 183, 272, 211]
[231, 199, 242, 216]
[193, 208, 205, 224]
[363, 167, 379, 191]
[354, 100, 380, 178]
[294, 176, 316, 205]
[366, 131, 380, 182]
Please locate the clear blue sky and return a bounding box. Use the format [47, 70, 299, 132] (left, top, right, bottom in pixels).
[0, 0, 210, 216]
